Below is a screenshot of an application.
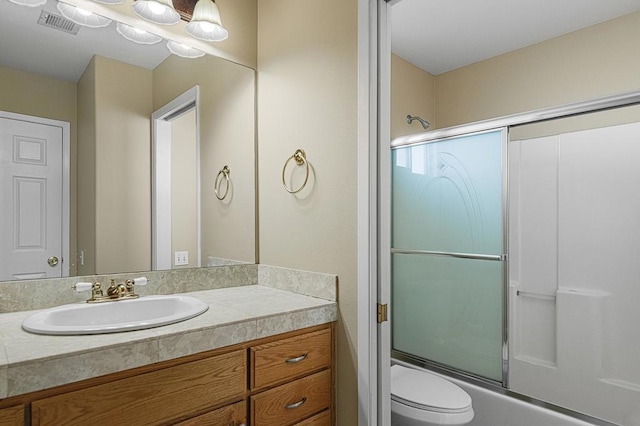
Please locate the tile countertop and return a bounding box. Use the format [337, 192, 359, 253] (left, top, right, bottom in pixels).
[0, 284, 337, 399]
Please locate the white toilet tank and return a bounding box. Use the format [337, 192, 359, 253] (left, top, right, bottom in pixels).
[391, 364, 474, 426]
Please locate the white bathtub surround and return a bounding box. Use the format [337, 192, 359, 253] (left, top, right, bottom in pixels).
[509, 122, 640, 425]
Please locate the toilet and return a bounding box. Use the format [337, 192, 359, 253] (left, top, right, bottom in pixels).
[391, 364, 474, 426]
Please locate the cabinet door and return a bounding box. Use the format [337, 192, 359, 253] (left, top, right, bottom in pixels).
[251, 370, 331, 426]
[32, 350, 246, 426]
[0, 405, 24, 426]
[175, 401, 246, 426]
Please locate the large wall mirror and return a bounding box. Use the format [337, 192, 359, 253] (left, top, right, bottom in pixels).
[0, 0, 256, 282]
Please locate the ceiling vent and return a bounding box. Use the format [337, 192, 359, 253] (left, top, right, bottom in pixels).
[37, 10, 81, 35]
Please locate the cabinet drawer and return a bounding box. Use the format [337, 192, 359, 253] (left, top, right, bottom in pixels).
[251, 369, 331, 426]
[295, 409, 331, 425]
[251, 328, 331, 389]
[32, 349, 246, 426]
[0, 405, 24, 426]
[175, 400, 246, 426]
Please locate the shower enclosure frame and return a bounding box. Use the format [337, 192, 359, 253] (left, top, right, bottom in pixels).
[390, 127, 510, 387]
[387, 89, 640, 391]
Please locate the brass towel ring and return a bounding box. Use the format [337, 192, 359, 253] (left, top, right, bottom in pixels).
[214, 165, 231, 200]
[282, 149, 309, 194]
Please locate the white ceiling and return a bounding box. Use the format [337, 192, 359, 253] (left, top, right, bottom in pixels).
[0, 0, 169, 82]
[4, 0, 640, 82]
[391, 0, 640, 75]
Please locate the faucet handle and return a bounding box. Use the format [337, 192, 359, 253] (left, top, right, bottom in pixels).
[132, 277, 148, 286]
[73, 282, 93, 292]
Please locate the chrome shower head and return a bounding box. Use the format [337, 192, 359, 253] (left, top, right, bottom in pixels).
[406, 115, 430, 130]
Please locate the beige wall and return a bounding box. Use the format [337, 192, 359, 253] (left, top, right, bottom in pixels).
[257, 0, 358, 424]
[77, 56, 154, 274]
[76, 59, 97, 276]
[391, 54, 436, 138]
[153, 54, 256, 264]
[0, 65, 77, 124]
[435, 11, 640, 128]
[0, 65, 78, 276]
[94, 56, 153, 274]
[171, 109, 198, 268]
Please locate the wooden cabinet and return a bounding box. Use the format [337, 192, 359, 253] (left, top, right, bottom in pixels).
[250, 328, 332, 390]
[174, 401, 246, 426]
[251, 370, 331, 426]
[250, 327, 334, 426]
[0, 323, 333, 426]
[296, 410, 332, 426]
[0, 405, 24, 426]
[31, 350, 246, 426]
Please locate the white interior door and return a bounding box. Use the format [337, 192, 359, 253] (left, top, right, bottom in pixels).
[0, 116, 64, 280]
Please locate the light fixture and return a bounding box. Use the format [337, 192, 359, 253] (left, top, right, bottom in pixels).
[132, 0, 180, 25]
[56, 2, 112, 28]
[186, 0, 228, 42]
[7, 0, 47, 8]
[91, 0, 125, 4]
[167, 40, 205, 58]
[116, 22, 163, 45]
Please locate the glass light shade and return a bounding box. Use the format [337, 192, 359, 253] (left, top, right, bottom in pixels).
[167, 40, 205, 58]
[116, 22, 163, 45]
[132, 0, 180, 25]
[7, 0, 47, 8]
[92, 0, 125, 4]
[56, 2, 112, 28]
[186, 0, 228, 42]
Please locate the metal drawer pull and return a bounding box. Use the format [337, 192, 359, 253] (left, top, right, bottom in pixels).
[285, 397, 307, 409]
[285, 353, 308, 364]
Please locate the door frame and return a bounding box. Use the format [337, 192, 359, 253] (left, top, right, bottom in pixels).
[358, 0, 640, 423]
[0, 110, 70, 278]
[151, 86, 201, 271]
[357, 0, 391, 425]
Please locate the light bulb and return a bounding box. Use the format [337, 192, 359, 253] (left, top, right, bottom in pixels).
[76, 8, 92, 16]
[200, 22, 214, 32]
[148, 1, 167, 14]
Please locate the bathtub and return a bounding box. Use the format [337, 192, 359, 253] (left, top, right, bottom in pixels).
[392, 361, 598, 426]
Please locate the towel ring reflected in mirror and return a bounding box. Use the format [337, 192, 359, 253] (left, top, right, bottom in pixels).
[214, 165, 231, 200]
[282, 149, 309, 194]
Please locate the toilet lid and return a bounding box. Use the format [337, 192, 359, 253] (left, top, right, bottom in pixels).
[391, 365, 472, 414]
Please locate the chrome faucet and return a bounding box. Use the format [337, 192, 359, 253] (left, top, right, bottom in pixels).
[73, 277, 148, 303]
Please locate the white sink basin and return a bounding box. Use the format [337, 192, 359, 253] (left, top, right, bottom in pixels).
[22, 295, 209, 335]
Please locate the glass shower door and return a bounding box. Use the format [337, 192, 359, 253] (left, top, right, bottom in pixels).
[391, 129, 506, 383]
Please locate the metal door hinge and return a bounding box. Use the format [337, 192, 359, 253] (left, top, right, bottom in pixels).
[377, 303, 388, 323]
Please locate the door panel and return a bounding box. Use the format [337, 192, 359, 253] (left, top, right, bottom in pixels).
[0, 117, 63, 280]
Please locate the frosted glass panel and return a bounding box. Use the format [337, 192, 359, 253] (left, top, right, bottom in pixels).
[392, 254, 503, 381]
[392, 131, 503, 255]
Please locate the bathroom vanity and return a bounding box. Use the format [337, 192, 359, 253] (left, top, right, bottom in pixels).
[0, 266, 338, 425]
[1, 323, 333, 425]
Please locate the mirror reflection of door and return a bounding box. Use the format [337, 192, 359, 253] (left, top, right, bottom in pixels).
[0, 113, 68, 280]
[152, 87, 200, 271]
[170, 108, 198, 269]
